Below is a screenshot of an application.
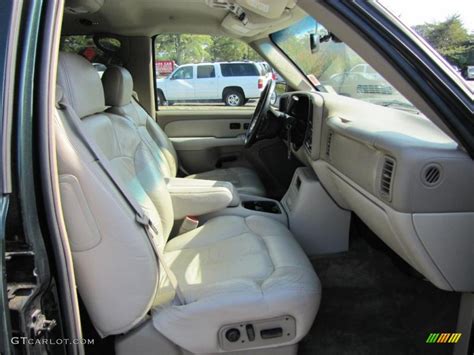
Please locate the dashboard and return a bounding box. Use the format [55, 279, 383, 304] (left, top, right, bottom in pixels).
[279, 91, 474, 292]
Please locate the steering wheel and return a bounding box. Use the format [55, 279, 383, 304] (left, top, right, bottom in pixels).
[244, 79, 276, 147]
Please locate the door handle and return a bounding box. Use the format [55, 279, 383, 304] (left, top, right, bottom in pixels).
[229, 123, 241, 130]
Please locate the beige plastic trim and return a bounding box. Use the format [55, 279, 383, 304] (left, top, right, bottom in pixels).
[281, 167, 350, 256]
[201, 193, 288, 226]
[312, 160, 457, 290]
[170, 136, 245, 151]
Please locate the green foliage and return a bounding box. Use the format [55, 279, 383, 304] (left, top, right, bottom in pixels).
[60, 35, 95, 53]
[413, 15, 473, 67]
[155, 34, 262, 64]
[155, 34, 213, 64]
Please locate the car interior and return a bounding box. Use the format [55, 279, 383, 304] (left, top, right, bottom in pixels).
[43, 0, 473, 354]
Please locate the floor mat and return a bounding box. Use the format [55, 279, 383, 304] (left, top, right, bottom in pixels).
[299, 216, 461, 355]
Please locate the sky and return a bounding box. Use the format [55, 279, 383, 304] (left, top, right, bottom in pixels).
[378, 0, 474, 32]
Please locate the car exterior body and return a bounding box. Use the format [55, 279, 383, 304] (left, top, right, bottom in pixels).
[321, 65, 397, 100]
[155, 61, 267, 106]
[465, 65, 474, 80]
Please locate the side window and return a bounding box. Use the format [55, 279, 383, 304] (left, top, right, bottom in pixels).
[59, 35, 122, 77]
[171, 66, 193, 80]
[154, 33, 272, 109]
[221, 63, 260, 77]
[197, 65, 215, 79]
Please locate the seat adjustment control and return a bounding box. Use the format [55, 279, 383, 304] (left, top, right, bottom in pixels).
[225, 328, 240, 342]
[219, 316, 295, 351]
[260, 327, 283, 339]
[245, 324, 255, 341]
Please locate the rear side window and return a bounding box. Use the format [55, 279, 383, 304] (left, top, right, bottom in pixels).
[60, 35, 114, 64]
[197, 65, 215, 79]
[221, 63, 260, 77]
[59, 35, 122, 76]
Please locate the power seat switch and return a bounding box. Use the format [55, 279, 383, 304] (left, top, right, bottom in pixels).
[245, 324, 255, 341]
[260, 327, 283, 339]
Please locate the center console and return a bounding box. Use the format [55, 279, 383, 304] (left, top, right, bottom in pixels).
[199, 167, 350, 257]
[242, 200, 282, 214]
[200, 194, 288, 226]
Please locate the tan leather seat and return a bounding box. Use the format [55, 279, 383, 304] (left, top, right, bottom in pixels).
[101, 66, 266, 196]
[56, 52, 321, 354]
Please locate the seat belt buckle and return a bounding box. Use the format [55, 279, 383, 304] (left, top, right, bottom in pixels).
[178, 216, 199, 235]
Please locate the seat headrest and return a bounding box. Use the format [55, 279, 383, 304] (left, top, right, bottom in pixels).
[57, 52, 105, 118]
[102, 66, 133, 107]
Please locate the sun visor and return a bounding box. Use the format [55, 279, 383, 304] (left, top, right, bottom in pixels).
[221, 10, 292, 37]
[235, 0, 296, 19]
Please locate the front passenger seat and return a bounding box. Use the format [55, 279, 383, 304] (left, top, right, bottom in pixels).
[101, 66, 266, 196]
[56, 52, 321, 355]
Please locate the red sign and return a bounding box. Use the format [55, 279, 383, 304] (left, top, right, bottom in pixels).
[82, 47, 97, 62]
[156, 60, 175, 75]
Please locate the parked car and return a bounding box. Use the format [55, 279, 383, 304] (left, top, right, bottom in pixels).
[321, 65, 396, 99]
[156, 62, 267, 106]
[462, 65, 474, 80]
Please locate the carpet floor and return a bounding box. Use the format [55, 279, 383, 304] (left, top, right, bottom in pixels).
[299, 216, 461, 355]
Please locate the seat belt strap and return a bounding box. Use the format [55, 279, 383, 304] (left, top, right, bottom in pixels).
[57, 96, 185, 305]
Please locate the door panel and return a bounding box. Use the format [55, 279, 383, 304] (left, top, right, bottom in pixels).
[167, 78, 194, 100]
[167, 66, 195, 100]
[194, 77, 218, 99]
[156, 109, 253, 173]
[165, 118, 249, 138]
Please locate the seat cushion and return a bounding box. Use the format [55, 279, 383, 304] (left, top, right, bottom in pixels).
[152, 215, 321, 354]
[186, 167, 266, 196]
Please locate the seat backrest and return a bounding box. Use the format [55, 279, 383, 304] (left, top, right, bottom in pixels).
[102, 66, 179, 178]
[56, 52, 174, 336]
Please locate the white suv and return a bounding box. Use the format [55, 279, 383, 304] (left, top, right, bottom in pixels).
[156, 62, 267, 106]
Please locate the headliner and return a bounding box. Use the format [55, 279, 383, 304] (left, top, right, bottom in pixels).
[61, 0, 304, 41]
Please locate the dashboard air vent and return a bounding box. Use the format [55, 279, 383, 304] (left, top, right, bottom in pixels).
[380, 156, 396, 200]
[422, 164, 442, 187]
[326, 131, 333, 158]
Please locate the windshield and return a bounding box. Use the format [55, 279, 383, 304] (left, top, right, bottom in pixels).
[272, 16, 418, 113]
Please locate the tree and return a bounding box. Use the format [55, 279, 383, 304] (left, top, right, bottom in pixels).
[155, 34, 212, 64]
[413, 15, 473, 67]
[155, 34, 262, 64]
[209, 36, 261, 62]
